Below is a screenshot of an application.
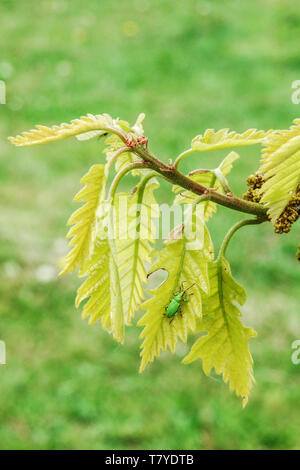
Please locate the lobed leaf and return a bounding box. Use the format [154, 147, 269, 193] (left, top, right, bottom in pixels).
[75, 172, 159, 343]
[76, 201, 125, 343]
[258, 119, 300, 223]
[138, 222, 213, 373]
[60, 164, 106, 276]
[8, 114, 115, 146]
[183, 256, 257, 406]
[191, 128, 274, 153]
[114, 177, 160, 323]
[76, 237, 111, 329]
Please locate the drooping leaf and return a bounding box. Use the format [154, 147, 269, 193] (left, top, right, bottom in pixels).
[76, 237, 111, 329]
[8, 114, 115, 146]
[183, 256, 257, 406]
[114, 176, 160, 323]
[76, 202, 125, 343]
[60, 164, 106, 276]
[191, 128, 274, 153]
[173, 151, 239, 220]
[73, 162, 155, 342]
[258, 119, 300, 224]
[138, 222, 213, 373]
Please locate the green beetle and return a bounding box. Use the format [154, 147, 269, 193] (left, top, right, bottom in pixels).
[164, 282, 195, 322]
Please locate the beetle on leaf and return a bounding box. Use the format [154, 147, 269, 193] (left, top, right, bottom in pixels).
[164, 282, 195, 323]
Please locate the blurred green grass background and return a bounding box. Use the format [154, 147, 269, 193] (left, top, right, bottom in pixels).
[0, 0, 300, 450]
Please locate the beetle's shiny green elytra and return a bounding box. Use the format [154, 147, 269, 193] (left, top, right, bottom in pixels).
[164, 283, 195, 321]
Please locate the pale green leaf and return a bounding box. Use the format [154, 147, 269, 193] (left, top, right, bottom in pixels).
[258, 119, 300, 223]
[60, 164, 106, 276]
[191, 128, 273, 152]
[76, 172, 158, 342]
[114, 177, 160, 323]
[9, 114, 114, 146]
[76, 204, 125, 343]
[76, 237, 111, 329]
[183, 257, 257, 406]
[138, 223, 213, 373]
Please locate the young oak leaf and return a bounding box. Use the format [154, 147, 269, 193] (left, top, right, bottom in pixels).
[191, 128, 274, 153]
[75, 204, 125, 343]
[78, 172, 156, 343]
[60, 164, 106, 276]
[114, 177, 160, 324]
[8, 114, 114, 146]
[183, 256, 257, 407]
[138, 223, 213, 373]
[75, 236, 111, 330]
[173, 151, 239, 221]
[258, 119, 300, 224]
